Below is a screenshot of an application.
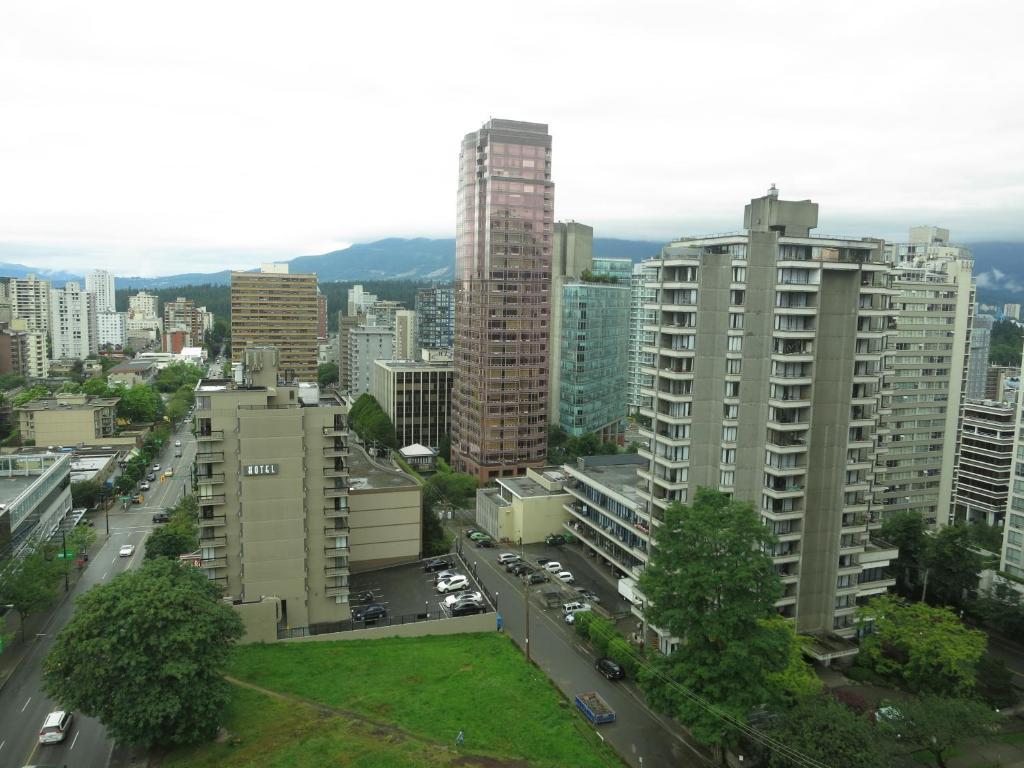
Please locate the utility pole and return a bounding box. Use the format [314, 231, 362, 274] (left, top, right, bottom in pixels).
[525, 582, 531, 662]
[61, 529, 69, 593]
[921, 566, 930, 603]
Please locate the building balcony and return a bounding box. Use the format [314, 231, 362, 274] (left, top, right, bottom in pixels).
[197, 494, 226, 506]
[196, 429, 224, 442]
[857, 576, 897, 596]
[196, 473, 226, 485]
[324, 505, 350, 518]
[323, 466, 348, 478]
[764, 463, 806, 477]
[325, 584, 349, 597]
[763, 484, 804, 499]
[201, 557, 227, 569]
[196, 451, 224, 463]
[206, 575, 228, 588]
[198, 536, 227, 547]
[198, 515, 227, 528]
[860, 537, 899, 566]
[323, 426, 346, 437]
[323, 445, 348, 457]
[324, 563, 350, 577]
[325, 524, 350, 537]
[324, 487, 348, 499]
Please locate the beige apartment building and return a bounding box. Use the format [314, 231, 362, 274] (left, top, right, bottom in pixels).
[637, 188, 899, 642]
[230, 265, 318, 383]
[193, 347, 421, 632]
[16, 393, 119, 447]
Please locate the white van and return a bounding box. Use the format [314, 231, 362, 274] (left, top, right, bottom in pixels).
[562, 601, 591, 623]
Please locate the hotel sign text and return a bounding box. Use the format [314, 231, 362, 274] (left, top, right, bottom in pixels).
[245, 464, 279, 477]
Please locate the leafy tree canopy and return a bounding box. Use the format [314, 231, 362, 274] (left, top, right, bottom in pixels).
[154, 362, 204, 393]
[116, 383, 164, 423]
[876, 696, 1000, 768]
[990, 319, 1023, 366]
[923, 524, 983, 609]
[42, 558, 244, 748]
[767, 695, 897, 768]
[857, 595, 986, 696]
[0, 548, 63, 640]
[318, 362, 339, 388]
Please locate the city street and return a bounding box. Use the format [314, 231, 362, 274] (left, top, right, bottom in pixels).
[457, 528, 712, 768]
[0, 424, 196, 768]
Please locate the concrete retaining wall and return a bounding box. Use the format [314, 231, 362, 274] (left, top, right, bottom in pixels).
[284, 612, 495, 643]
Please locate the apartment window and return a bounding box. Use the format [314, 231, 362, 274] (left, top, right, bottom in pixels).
[726, 358, 742, 375]
[724, 403, 739, 419]
[721, 448, 736, 464]
[729, 312, 744, 330]
[1010, 530, 1024, 547]
[720, 469, 735, 486]
[722, 426, 737, 442]
[727, 336, 743, 352]
[730, 289, 745, 306]
[732, 267, 746, 283]
[725, 381, 740, 398]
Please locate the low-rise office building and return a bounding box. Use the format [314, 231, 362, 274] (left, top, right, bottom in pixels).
[476, 467, 570, 544]
[16, 394, 119, 448]
[346, 444, 422, 571]
[107, 360, 158, 387]
[371, 356, 453, 450]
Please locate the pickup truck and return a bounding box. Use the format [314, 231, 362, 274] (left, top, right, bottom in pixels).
[575, 692, 615, 724]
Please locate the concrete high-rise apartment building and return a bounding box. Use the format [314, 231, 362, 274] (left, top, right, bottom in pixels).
[628, 262, 658, 415]
[347, 285, 378, 317]
[317, 290, 328, 341]
[878, 229, 974, 526]
[1001, 358, 1024, 577]
[394, 309, 416, 359]
[0, 322, 31, 378]
[548, 222, 629, 439]
[337, 314, 362, 394]
[128, 291, 158, 318]
[367, 300, 403, 330]
[637, 189, 899, 640]
[5, 274, 50, 337]
[49, 282, 97, 360]
[231, 265, 318, 382]
[414, 286, 454, 351]
[96, 311, 127, 349]
[451, 119, 554, 482]
[193, 347, 353, 627]
[85, 269, 116, 313]
[953, 399, 1014, 527]
[1004, 303, 1021, 321]
[968, 316, 993, 399]
[346, 324, 394, 398]
[163, 297, 206, 349]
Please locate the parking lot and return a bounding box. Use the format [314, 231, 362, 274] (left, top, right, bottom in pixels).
[348, 556, 492, 625]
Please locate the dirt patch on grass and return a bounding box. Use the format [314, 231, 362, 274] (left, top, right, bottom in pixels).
[451, 756, 531, 767]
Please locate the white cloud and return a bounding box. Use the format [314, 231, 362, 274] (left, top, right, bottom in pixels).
[1, 0, 1023, 275]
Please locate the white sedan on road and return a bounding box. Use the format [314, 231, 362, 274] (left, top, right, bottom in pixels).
[119, 544, 135, 557]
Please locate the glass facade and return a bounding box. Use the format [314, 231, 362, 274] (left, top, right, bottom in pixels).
[559, 283, 629, 437]
[415, 287, 454, 350]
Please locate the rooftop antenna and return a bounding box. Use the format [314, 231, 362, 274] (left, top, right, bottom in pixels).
[768, 183, 779, 198]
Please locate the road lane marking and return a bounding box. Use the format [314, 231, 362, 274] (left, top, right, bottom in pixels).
[71, 729, 80, 749]
[102, 571, 108, 580]
[21, 697, 31, 711]
[0, 739, 5, 752]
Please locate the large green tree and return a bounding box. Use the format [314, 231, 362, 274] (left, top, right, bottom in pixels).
[115, 383, 164, 423]
[876, 696, 1000, 768]
[881, 510, 927, 598]
[421, 464, 476, 555]
[42, 558, 244, 747]
[318, 362, 339, 388]
[857, 595, 986, 696]
[71, 479, 103, 508]
[637, 488, 792, 746]
[0, 548, 63, 640]
[767, 695, 897, 768]
[922, 524, 983, 608]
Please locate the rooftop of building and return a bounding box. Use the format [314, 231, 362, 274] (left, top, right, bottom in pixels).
[566, 454, 646, 506]
[0, 453, 69, 506]
[374, 358, 454, 371]
[347, 444, 419, 491]
[16, 394, 119, 412]
[497, 467, 569, 499]
[108, 360, 157, 373]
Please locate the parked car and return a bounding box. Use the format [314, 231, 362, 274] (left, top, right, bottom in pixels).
[119, 544, 135, 557]
[451, 599, 485, 617]
[497, 552, 520, 565]
[526, 571, 549, 585]
[576, 588, 601, 604]
[595, 657, 625, 680]
[475, 538, 495, 548]
[174, 439, 182, 447]
[152, 464, 160, 472]
[437, 574, 470, 593]
[38, 710, 73, 744]
[352, 603, 387, 622]
[556, 571, 575, 584]
[543, 561, 563, 573]
[468, 531, 490, 541]
[434, 569, 461, 583]
[545, 533, 566, 546]
[152, 512, 170, 524]
[537, 558, 552, 566]
[444, 590, 483, 607]
[139, 481, 150, 491]
[423, 557, 453, 572]
[464, 528, 481, 538]
[503, 558, 524, 572]
[509, 562, 533, 576]
[130, 495, 143, 504]
[147, 472, 156, 481]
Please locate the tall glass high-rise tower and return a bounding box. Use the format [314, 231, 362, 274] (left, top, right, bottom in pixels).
[451, 120, 554, 482]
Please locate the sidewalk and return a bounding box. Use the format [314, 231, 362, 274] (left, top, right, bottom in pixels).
[0, 510, 110, 694]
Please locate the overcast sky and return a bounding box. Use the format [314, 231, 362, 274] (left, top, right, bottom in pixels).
[1, 0, 1021, 276]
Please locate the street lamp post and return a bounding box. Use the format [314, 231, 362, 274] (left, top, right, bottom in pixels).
[60, 529, 69, 593]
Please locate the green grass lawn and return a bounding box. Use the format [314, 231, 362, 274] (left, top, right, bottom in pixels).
[164, 633, 622, 768]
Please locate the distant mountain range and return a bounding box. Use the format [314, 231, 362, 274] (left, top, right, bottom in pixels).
[0, 237, 1020, 305]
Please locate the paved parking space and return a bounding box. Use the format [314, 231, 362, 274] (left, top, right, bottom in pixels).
[349, 558, 489, 620]
[520, 540, 634, 616]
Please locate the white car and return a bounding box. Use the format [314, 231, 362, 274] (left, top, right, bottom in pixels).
[437, 574, 470, 593]
[38, 710, 73, 744]
[119, 544, 135, 557]
[444, 590, 483, 608]
[556, 571, 575, 584]
[497, 552, 519, 565]
[152, 464, 160, 472]
[543, 561, 563, 573]
[434, 569, 460, 583]
[139, 481, 150, 491]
